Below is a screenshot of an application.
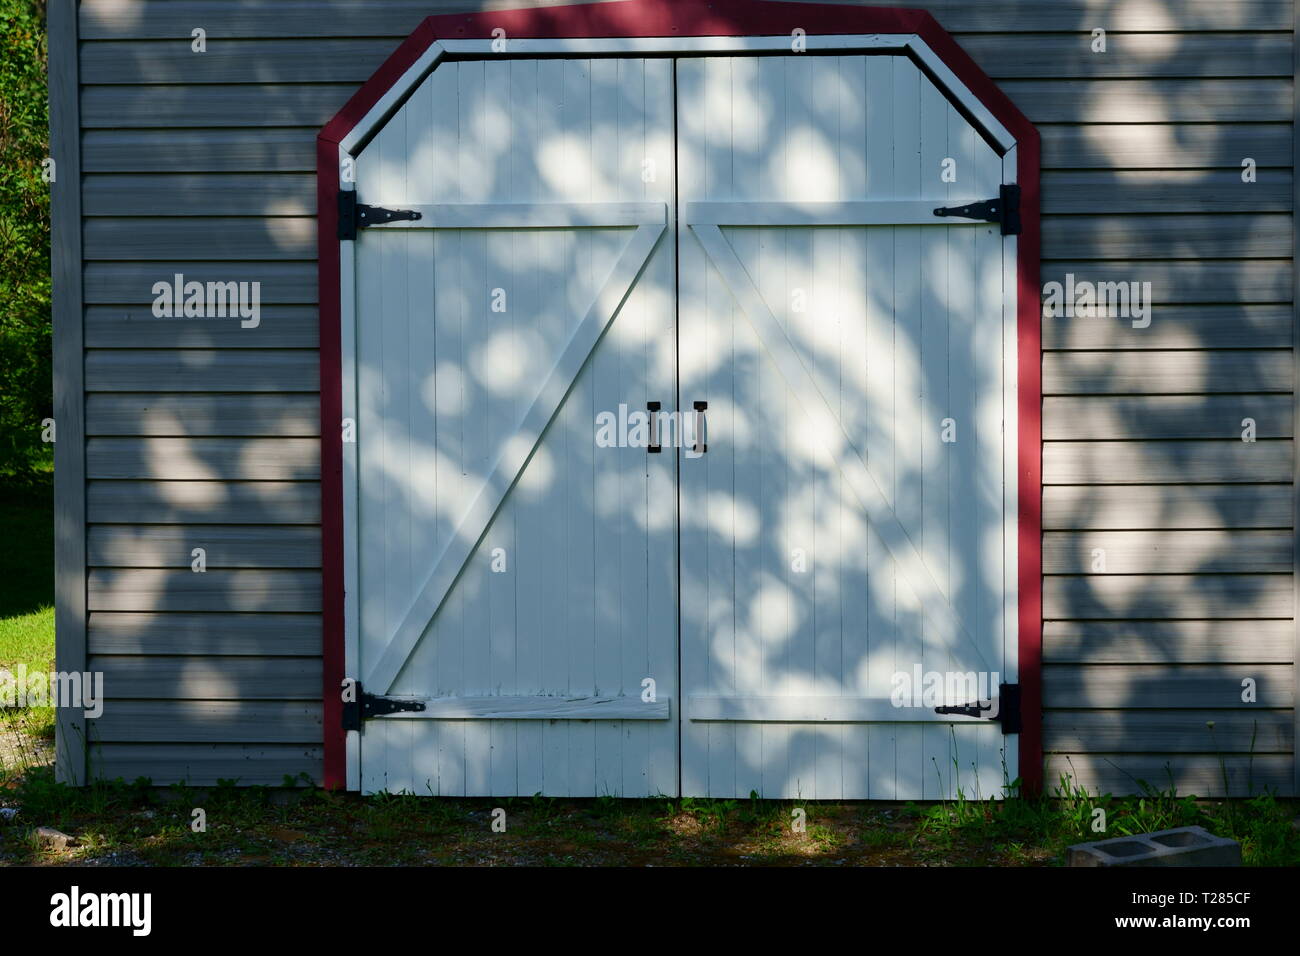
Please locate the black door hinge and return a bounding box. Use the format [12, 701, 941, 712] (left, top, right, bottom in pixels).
[934, 682, 1021, 734]
[337, 191, 423, 241]
[341, 682, 427, 731]
[933, 184, 1021, 236]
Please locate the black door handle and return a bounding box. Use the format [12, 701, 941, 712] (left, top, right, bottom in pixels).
[647, 400, 662, 453]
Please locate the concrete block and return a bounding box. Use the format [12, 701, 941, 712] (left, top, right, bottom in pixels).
[34, 826, 77, 851]
[1067, 825, 1241, 867]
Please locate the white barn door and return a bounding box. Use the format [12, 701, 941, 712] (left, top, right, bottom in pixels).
[351, 58, 678, 796]
[676, 55, 1015, 800]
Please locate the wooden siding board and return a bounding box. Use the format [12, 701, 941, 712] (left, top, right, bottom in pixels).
[79, 38, 400, 84]
[81, 84, 356, 128]
[1043, 440, 1293, 484]
[82, 129, 318, 173]
[1043, 306, 1293, 351]
[1041, 171, 1293, 214]
[87, 438, 319, 480]
[86, 394, 320, 436]
[1043, 530, 1294, 574]
[87, 481, 320, 525]
[84, 218, 317, 261]
[88, 525, 322, 569]
[79, 0, 437, 39]
[960, 33, 1293, 79]
[89, 655, 322, 699]
[1043, 620, 1297, 663]
[1039, 124, 1291, 170]
[1041, 262, 1292, 305]
[1041, 214, 1293, 260]
[88, 743, 323, 786]
[85, 351, 319, 392]
[1042, 664, 1294, 707]
[1043, 351, 1294, 395]
[1043, 485, 1293, 530]
[1044, 710, 1294, 753]
[999, 79, 1293, 124]
[1043, 396, 1294, 440]
[87, 569, 322, 612]
[84, 262, 317, 304]
[89, 612, 321, 656]
[83, 174, 317, 216]
[86, 306, 319, 349]
[1042, 574, 1294, 619]
[1043, 754, 1291, 797]
[89, 701, 323, 743]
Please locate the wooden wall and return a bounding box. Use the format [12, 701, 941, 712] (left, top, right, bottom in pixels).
[62, 0, 1296, 792]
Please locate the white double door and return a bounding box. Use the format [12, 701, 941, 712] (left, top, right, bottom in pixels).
[352, 54, 1013, 798]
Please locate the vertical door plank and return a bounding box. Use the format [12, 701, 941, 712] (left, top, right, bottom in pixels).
[890, 56, 926, 801]
[862, 55, 899, 799]
[591, 54, 627, 795]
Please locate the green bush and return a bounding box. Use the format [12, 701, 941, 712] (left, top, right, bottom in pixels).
[0, 0, 52, 479]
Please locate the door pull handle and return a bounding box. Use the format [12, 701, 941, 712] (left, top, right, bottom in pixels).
[647, 400, 662, 453]
[691, 400, 708, 455]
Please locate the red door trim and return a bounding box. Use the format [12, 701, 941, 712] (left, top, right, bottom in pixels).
[317, 0, 1041, 795]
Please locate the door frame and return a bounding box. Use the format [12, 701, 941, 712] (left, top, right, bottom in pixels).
[317, 0, 1041, 794]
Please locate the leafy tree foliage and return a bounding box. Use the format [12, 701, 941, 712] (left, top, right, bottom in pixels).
[0, 0, 52, 478]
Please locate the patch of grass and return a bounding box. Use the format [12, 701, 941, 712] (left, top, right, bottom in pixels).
[0, 604, 55, 745]
[903, 771, 1300, 867]
[0, 605, 53, 672]
[4, 769, 1292, 867]
[0, 477, 56, 765]
[678, 796, 740, 832]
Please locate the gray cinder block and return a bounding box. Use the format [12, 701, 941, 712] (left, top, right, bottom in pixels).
[34, 826, 76, 851]
[1067, 826, 1241, 867]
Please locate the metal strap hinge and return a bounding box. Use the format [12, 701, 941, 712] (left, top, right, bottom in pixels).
[337, 191, 423, 240]
[341, 682, 427, 731]
[933, 184, 1021, 236]
[933, 682, 1021, 734]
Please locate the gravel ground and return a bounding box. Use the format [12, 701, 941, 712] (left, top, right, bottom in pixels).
[0, 722, 52, 776]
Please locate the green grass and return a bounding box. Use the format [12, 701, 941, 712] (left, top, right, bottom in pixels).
[0, 476, 55, 746]
[0, 606, 54, 671]
[1, 769, 1295, 867]
[904, 773, 1300, 867]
